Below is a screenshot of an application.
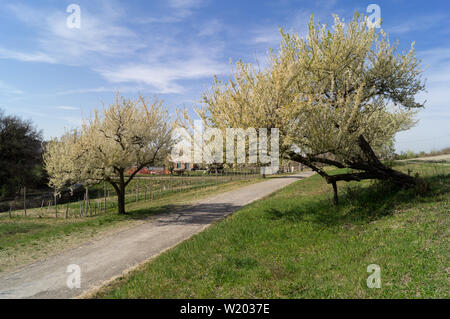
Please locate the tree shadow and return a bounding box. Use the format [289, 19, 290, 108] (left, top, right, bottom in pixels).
[121, 204, 181, 220]
[268, 174, 312, 179]
[122, 201, 244, 226]
[266, 174, 449, 227]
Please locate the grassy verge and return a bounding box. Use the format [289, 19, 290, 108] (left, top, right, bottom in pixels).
[93, 162, 449, 298]
[0, 176, 264, 273]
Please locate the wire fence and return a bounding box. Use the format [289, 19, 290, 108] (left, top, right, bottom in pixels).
[0, 167, 279, 219]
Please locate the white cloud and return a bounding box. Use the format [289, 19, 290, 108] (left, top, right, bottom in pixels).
[251, 26, 282, 46]
[0, 48, 56, 63]
[58, 116, 83, 126]
[198, 19, 223, 37]
[387, 14, 448, 35]
[136, 0, 205, 24]
[55, 85, 151, 95]
[249, 10, 321, 46]
[97, 56, 229, 94]
[2, 1, 226, 93]
[168, 0, 204, 17]
[0, 80, 24, 96]
[55, 106, 79, 110]
[3, 2, 144, 65]
[55, 87, 112, 95]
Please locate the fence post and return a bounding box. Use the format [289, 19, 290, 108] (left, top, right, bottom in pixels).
[54, 192, 58, 218]
[65, 202, 69, 219]
[103, 182, 107, 212]
[88, 191, 92, 217]
[23, 186, 27, 217]
[150, 178, 153, 201]
[84, 188, 88, 217]
[136, 179, 139, 202]
[9, 204, 12, 218]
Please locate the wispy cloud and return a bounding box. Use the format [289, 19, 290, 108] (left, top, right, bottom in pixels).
[3, 2, 144, 65]
[2, 1, 225, 94]
[167, 0, 204, 18]
[135, 0, 204, 24]
[197, 19, 223, 37]
[58, 115, 83, 126]
[251, 26, 282, 46]
[0, 80, 24, 96]
[0, 48, 56, 63]
[55, 106, 79, 110]
[54, 85, 151, 96]
[97, 56, 229, 94]
[387, 13, 448, 35]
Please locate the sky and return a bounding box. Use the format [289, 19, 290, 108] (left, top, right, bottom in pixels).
[0, 0, 449, 153]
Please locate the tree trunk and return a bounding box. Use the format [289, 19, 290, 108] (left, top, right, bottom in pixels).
[107, 169, 128, 215]
[331, 181, 338, 205]
[374, 165, 416, 187]
[357, 135, 416, 187]
[117, 187, 126, 215]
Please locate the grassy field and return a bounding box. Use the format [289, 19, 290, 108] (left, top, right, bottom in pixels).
[3, 170, 260, 219]
[93, 161, 449, 298]
[0, 175, 264, 272]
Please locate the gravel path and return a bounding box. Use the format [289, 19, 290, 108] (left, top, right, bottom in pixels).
[403, 154, 450, 162]
[0, 172, 313, 299]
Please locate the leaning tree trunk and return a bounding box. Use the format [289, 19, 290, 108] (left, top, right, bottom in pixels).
[357, 135, 416, 187]
[288, 135, 417, 206]
[369, 164, 416, 187]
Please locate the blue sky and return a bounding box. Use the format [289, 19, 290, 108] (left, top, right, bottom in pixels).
[0, 0, 449, 153]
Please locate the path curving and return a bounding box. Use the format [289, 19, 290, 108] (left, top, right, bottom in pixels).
[0, 172, 314, 299]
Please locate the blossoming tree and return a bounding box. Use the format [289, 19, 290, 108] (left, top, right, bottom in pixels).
[44, 94, 174, 214]
[199, 13, 425, 204]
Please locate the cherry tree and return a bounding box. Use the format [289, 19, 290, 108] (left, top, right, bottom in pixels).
[44, 94, 174, 214]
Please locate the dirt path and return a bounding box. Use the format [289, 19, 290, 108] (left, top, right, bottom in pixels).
[402, 154, 450, 162]
[0, 172, 313, 299]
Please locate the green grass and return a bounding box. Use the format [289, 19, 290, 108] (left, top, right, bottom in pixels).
[0, 176, 263, 272]
[4, 172, 260, 219]
[93, 162, 449, 299]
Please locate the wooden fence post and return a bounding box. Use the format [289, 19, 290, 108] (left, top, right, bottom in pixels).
[103, 182, 107, 212]
[83, 188, 87, 217]
[137, 179, 139, 202]
[150, 178, 153, 201]
[54, 192, 57, 218]
[23, 186, 27, 216]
